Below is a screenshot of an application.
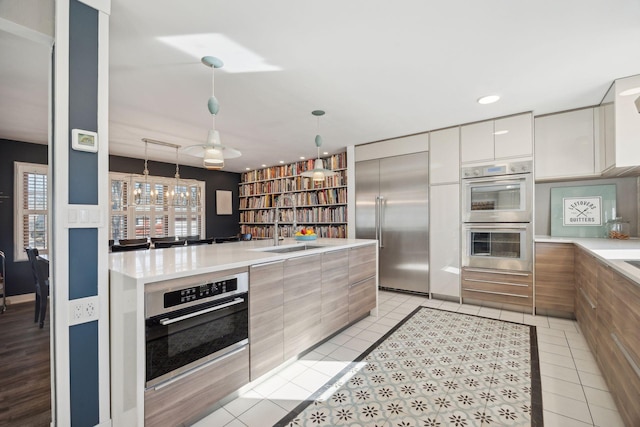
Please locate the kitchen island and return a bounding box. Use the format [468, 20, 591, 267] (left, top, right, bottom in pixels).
[535, 236, 640, 427]
[109, 238, 378, 426]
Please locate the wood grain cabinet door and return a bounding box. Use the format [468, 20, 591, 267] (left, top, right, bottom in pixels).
[249, 260, 284, 380]
[283, 254, 322, 360]
[534, 243, 575, 315]
[321, 249, 349, 339]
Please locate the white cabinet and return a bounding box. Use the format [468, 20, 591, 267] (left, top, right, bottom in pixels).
[429, 127, 460, 184]
[534, 107, 599, 180]
[429, 184, 460, 298]
[461, 113, 533, 163]
[494, 113, 533, 159]
[461, 121, 494, 163]
[599, 74, 640, 175]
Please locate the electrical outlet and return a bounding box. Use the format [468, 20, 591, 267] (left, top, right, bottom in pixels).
[69, 297, 100, 325]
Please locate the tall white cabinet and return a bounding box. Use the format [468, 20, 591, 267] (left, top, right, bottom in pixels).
[429, 127, 460, 298]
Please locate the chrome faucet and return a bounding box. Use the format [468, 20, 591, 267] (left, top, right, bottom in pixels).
[274, 194, 297, 246]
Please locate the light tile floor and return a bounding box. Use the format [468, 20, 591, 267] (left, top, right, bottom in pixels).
[193, 291, 625, 427]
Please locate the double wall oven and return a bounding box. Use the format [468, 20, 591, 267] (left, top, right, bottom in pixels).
[461, 160, 533, 273]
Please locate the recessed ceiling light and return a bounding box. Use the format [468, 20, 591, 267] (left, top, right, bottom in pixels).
[245, 167, 251, 170]
[493, 130, 509, 135]
[619, 87, 640, 96]
[279, 160, 284, 164]
[261, 164, 267, 167]
[323, 151, 329, 155]
[158, 33, 281, 73]
[477, 95, 500, 105]
[300, 156, 305, 160]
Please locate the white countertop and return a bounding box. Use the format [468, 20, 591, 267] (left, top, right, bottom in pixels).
[109, 238, 376, 283]
[535, 235, 640, 285]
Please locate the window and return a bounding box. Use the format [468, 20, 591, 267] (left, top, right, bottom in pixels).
[15, 162, 48, 261]
[109, 173, 205, 242]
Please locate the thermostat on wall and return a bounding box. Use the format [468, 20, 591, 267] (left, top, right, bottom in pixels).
[71, 129, 98, 153]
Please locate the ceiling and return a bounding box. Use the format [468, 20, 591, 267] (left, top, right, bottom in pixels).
[2, 0, 640, 172]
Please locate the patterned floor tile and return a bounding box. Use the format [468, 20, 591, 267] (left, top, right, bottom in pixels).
[275, 307, 542, 427]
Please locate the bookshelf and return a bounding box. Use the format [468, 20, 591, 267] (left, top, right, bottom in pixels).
[239, 152, 348, 239]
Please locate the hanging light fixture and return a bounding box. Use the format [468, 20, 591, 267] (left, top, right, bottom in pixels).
[301, 110, 337, 182]
[183, 56, 241, 169]
[134, 139, 157, 206]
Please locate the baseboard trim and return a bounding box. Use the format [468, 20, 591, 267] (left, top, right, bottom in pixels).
[7, 292, 36, 305]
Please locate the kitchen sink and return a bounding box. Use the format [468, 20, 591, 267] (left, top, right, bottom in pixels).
[258, 244, 324, 253]
[624, 260, 640, 270]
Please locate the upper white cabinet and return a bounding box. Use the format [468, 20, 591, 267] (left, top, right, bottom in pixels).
[599, 74, 640, 176]
[429, 127, 460, 184]
[461, 121, 494, 163]
[534, 107, 599, 181]
[461, 113, 533, 163]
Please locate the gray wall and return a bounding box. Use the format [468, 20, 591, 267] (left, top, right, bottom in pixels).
[535, 176, 639, 237]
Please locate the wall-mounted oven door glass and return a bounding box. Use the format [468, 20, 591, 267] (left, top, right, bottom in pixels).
[462, 224, 532, 271]
[145, 293, 248, 388]
[462, 175, 532, 222]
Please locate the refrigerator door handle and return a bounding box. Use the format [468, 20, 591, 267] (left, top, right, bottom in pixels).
[377, 196, 385, 248]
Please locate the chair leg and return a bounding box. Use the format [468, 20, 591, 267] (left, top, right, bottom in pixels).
[34, 293, 41, 323]
[39, 295, 47, 328]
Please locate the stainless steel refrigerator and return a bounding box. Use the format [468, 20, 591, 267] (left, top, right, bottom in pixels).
[355, 152, 429, 294]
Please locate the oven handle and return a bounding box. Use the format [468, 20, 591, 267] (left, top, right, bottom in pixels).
[464, 224, 529, 230]
[463, 175, 528, 184]
[159, 297, 245, 326]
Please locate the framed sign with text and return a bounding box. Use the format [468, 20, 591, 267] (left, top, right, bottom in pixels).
[551, 184, 616, 237]
[563, 196, 602, 226]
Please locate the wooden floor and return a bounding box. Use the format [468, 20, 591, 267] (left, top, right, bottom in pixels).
[0, 301, 51, 427]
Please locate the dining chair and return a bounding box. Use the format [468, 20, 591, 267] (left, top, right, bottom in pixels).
[110, 242, 151, 252]
[25, 247, 49, 328]
[150, 236, 177, 243]
[180, 235, 201, 241]
[153, 240, 186, 249]
[119, 238, 148, 246]
[185, 237, 214, 246]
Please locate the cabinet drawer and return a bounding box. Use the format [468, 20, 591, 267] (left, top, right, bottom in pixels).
[145, 346, 249, 426]
[349, 245, 376, 284]
[462, 268, 532, 308]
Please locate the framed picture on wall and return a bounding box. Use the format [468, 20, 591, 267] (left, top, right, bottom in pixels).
[550, 184, 616, 237]
[216, 190, 232, 215]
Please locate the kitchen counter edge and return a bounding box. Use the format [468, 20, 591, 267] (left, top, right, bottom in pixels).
[109, 238, 377, 283]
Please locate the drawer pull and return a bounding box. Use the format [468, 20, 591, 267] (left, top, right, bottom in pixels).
[580, 287, 596, 310]
[464, 268, 530, 277]
[463, 288, 529, 299]
[611, 333, 640, 381]
[464, 278, 529, 288]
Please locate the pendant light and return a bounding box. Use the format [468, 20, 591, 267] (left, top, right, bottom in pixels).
[301, 110, 337, 182]
[134, 139, 157, 206]
[183, 56, 241, 169]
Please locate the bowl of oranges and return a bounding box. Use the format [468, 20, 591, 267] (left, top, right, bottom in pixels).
[294, 227, 317, 241]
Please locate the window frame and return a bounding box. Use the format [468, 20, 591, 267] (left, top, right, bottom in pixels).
[14, 161, 49, 261]
[109, 172, 206, 242]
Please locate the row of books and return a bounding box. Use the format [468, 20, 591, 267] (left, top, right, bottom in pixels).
[240, 224, 348, 239]
[240, 152, 347, 183]
[239, 206, 347, 223]
[239, 172, 346, 196]
[239, 188, 348, 209]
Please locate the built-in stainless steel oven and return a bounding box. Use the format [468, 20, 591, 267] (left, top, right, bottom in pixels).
[144, 271, 248, 389]
[462, 161, 533, 223]
[462, 223, 533, 272]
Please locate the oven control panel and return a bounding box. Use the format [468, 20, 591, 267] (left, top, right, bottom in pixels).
[462, 160, 531, 178]
[164, 278, 238, 308]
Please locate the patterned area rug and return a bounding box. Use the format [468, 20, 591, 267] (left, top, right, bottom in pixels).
[275, 307, 542, 427]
